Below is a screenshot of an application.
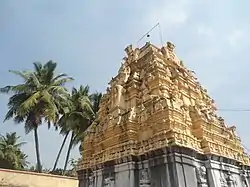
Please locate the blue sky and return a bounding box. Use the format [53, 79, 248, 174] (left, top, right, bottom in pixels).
[1, 0, 250, 169]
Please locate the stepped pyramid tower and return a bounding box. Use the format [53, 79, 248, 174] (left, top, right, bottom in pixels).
[77, 42, 250, 187]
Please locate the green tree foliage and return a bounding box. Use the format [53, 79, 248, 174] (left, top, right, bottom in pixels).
[0, 132, 29, 170]
[1, 61, 102, 174]
[52, 86, 102, 174]
[0, 61, 73, 172]
[55, 85, 94, 174]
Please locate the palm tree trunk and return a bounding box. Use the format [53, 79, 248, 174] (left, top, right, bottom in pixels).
[63, 132, 74, 175]
[34, 127, 42, 173]
[52, 132, 69, 171]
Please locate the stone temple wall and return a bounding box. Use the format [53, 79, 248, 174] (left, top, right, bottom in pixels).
[0, 168, 78, 187]
[78, 147, 250, 187]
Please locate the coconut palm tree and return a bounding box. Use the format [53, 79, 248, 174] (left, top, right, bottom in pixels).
[0, 61, 73, 172]
[51, 85, 93, 174]
[78, 92, 102, 152]
[52, 88, 102, 173]
[0, 132, 29, 169]
[71, 91, 102, 149]
[90, 92, 102, 117]
[62, 85, 95, 174]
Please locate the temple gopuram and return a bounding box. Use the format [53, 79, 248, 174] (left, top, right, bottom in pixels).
[77, 42, 250, 187]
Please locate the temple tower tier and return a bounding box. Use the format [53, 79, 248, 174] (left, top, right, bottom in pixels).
[77, 42, 250, 187]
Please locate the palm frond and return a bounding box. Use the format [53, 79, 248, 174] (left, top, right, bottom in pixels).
[54, 77, 74, 86]
[52, 73, 74, 82]
[43, 60, 57, 83]
[33, 62, 43, 73]
[0, 132, 28, 169]
[9, 70, 32, 81]
[30, 72, 42, 88]
[4, 108, 15, 122]
[24, 122, 36, 134]
[19, 91, 41, 115]
[79, 85, 90, 95]
[90, 92, 102, 114]
[79, 96, 94, 115]
[13, 115, 25, 124]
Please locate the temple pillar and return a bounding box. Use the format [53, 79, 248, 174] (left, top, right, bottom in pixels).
[166, 148, 199, 187]
[114, 162, 137, 187]
[95, 169, 103, 187]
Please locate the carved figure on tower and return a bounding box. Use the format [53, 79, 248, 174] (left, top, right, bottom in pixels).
[161, 41, 180, 64]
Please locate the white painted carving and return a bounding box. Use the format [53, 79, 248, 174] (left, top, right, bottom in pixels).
[104, 177, 114, 187]
[140, 168, 150, 185]
[225, 171, 237, 187]
[128, 106, 137, 121]
[119, 62, 131, 83]
[220, 177, 227, 187]
[88, 175, 94, 187]
[196, 165, 208, 187]
[133, 71, 140, 79]
[116, 115, 122, 125]
[241, 170, 249, 187]
[114, 84, 125, 108]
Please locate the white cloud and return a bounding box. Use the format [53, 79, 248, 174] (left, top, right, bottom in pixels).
[196, 24, 214, 38]
[227, 29, 247, 49]
[147, 0, 190, 29]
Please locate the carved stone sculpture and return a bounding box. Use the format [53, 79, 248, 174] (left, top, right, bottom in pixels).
[116, 114, 123, 125]
[124, 45, 140, 64]
[140, 69, 146, 80]
[133, 71, 140, 80]
[181, 104, 191, 122]
[133, 48, 140, 62]
[154, 100, 164, 112]
[220, 177, 227, 187]
[241, 170, 249, 187]
[186, 69, 197, 81]
[228, 125, 240, 140]
[103, 177, 114, 187]
[166, 67, 172, 77]
[141, 79, 150, 102]
[128, 106, 137, 121]
[114, 84, 125, 108]
[140, 108, 147, 122]
[226, 171, 237, 186]
[169, 80, 179, 100]
[125, 45, 133, 56]
[118, 62, 131, 83]
[160, 42, 180, 64]
[140, 168, 150, 185]
[89, 175, 94, 187]
[172, 92, 183, 110]
[196, 166, 208, 187]
[147, 73, 155, 82]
